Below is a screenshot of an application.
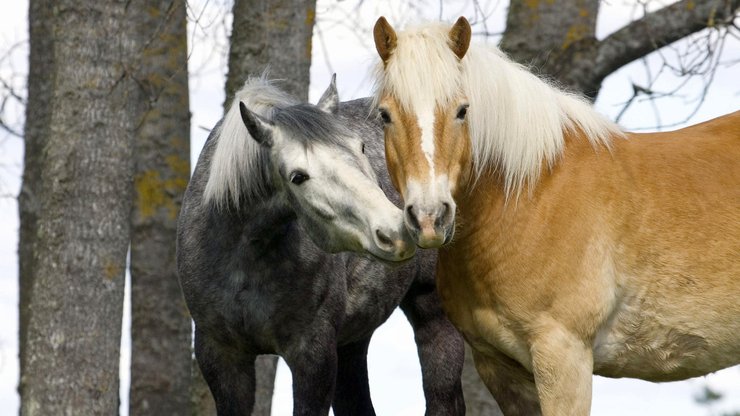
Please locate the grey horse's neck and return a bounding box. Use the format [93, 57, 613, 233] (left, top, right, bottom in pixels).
[239, 194, 295, 248]
[191, 128, 301, 262]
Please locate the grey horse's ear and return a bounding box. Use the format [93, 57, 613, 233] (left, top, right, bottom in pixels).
[240, 102, 274, 147]
[317, 74, 339, 114]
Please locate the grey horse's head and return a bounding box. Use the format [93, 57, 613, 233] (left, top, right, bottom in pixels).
[239, 76, 416, 262]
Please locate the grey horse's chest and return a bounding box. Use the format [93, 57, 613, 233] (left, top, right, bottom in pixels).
[338, 257, 416, 342]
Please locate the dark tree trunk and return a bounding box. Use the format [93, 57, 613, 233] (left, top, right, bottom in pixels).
[128, 1, 192, 414]
[190, 1, 317, 414]
[191, 356, 218, 416]
[18, 0, 140, 413]
[224, 0, 316, 106]
[17, 0, 54, 401]
[500, 0, 599, 94]
[462, 343, 503, 415]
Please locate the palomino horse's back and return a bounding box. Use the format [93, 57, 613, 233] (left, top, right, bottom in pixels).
[590, 110, 740, 381]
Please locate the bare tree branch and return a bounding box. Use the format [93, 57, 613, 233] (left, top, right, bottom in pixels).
[0, 38, 28, 139]
[590, 0, 739, 87]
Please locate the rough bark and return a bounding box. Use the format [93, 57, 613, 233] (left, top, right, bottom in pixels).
[190, 1, 317, 414]
[224, 0, 316, 106]
[191, 358, 217, 416]
[18, 0, 140, 413]
[500, 0, 599, 76]
[462, 343, 503, 416]
[128, 1, 192, 414]
[252, 357, 280, 416]
[501, 0, 740, 99]
[17, 0, 54, 399]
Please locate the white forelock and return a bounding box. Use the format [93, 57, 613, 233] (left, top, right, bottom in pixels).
[373, 23, 461, 113]
[374, 21, 624, 197]
[203, 75, 297, 208]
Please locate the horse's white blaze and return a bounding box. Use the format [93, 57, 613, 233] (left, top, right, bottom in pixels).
[405, 179, 425, 205]
[417, 102, 437, 185]
[405, 174, 453, 211]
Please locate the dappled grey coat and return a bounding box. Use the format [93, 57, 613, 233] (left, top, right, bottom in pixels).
[177, 87, 465, 416]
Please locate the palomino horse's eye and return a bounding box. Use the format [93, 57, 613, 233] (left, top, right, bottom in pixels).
[290, 171, 309, 185]
[378, 108, 392, 124]
[456, 104, 469, 120]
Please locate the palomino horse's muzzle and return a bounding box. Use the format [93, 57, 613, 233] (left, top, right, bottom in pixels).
[404, 201, 455, 248]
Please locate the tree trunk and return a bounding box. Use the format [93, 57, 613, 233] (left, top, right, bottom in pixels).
[224, 0, 316, 106]
[17, 0, 54, 401]
[500, 0, 599, 95]
[191, 357, 217, 416]
[462, 343, 503, 415]
[18, 0, 140, 413]
[128, 1, 192, 414]
[500, 0, 740, 99]
[190, 1, 317, 414]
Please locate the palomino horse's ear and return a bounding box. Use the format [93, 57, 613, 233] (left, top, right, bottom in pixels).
[239, 101, 274, 147]
[317, 73, 339, 114]
[448, 17, 471, 60]
[373, 16, 397, 64]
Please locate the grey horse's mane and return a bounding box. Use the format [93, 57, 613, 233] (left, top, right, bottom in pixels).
[271, 104, 351, 149]
[203, 75, 353, 209]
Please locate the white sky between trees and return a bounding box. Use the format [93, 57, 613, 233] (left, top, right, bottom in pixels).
[0, 1, 738, 415]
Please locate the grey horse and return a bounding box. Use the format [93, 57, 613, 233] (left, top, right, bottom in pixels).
[176, 75, 465, 416]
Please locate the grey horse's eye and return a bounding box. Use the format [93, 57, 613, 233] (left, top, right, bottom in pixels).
[290, 171, 309, 185]
[361, 143, 365, 154]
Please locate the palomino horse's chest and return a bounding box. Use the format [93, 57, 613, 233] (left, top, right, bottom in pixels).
[436, 252, 535, 370]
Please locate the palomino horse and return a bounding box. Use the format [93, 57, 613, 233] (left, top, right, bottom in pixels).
[177, 75, 465, 415]
[371, 16, 740, 416]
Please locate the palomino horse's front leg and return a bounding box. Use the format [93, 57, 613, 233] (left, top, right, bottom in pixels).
[530, 323, 594, 416]
[400, 278, 466, 416]
[470, 346, 541, 416]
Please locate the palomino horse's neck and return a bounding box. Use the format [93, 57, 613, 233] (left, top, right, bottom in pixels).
[450, 130, 599, 245]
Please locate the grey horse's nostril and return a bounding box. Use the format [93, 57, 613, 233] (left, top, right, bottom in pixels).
[376, 229, 394, 248]
[405, 205, 420, 230]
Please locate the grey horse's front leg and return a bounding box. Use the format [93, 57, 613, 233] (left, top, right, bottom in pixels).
[283, 327, 338, 416]
[194, 327, 256, 416]
[332, 337, 375, 416]
[401, 279, 465, 416]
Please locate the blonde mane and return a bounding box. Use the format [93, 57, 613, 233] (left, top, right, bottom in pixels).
[374, 22, 624, 196]
[203, 75, 297, 209]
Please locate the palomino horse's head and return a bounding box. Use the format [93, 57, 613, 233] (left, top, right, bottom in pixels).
[239, 77, 416, 262]
[373, 17, 473, 248]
